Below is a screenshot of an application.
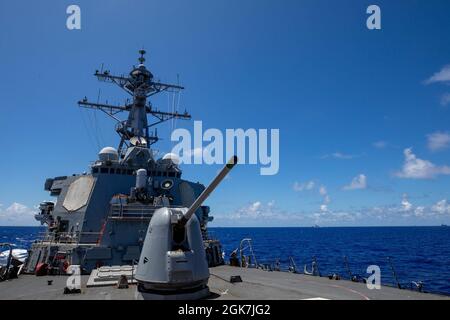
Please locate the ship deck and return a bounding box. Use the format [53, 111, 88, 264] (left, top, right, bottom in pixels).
[0, 265, 447, 300]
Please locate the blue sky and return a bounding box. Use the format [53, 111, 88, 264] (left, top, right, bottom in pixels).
[1, 0, 450, 226]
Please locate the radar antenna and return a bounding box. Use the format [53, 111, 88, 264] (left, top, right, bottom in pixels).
[78, 50, 191, 156]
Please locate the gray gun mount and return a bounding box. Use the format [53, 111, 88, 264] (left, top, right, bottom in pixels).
[135, 156, 237, 300]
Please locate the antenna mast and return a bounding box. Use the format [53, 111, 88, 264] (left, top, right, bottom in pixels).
[78, 50, 191, 156]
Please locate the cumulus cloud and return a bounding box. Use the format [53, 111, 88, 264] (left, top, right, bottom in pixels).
[293, 180, 315, 192]
[425, 65, 450, 107]
[425, 65, 450, 85]
[401, 193, 413, 212]
[213, 197, 450, 226]
[427, 132, 450, 152]
[396, 148, 450, 179]
[414, 206, 425, 217]
[391, 195, 450, 218]
[397, 196, 450, 218]
[318, 185, 331, 213]
[431, 199, 450, 215]
[343, 174, 367, 190]
[0, 202, 38, 226]
[292, 180, 330, 212]
[222, 200, 293, 221]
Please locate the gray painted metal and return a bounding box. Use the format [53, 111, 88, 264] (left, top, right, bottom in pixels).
[62, 176, 94, 212]
[0, 266, 447, 300]
[135, 208, 209, 295]
[134, 157, 236, 299]
[25, 51, 224, 275]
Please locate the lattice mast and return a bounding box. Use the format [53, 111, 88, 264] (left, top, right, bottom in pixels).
[78, 50, 191, 156]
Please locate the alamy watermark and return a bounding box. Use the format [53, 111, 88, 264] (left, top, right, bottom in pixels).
[170, 121, 279, 176]
[66, 5, 81, 30]
[65, 4, 381, 31]
[66, 265, 81, 289]
[366, 265, 381, 290]
[366, 5, 381, 30]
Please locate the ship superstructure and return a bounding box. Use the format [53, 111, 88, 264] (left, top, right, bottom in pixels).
[27, 51, 223, 274]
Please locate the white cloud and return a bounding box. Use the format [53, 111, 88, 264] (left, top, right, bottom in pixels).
[236, 201, 267, 219]
[249, 201, 261, 211]
[321, 152, 359, 160]
[0, 202, 38, 226]
[318, 185, 331, 212]
[427, 132, 450, 152]
[431, 199, 450, 215]
[213, 197, 450, 226]
[343, 174, 367, 190]
[373, 141, 388, 149]
[222, 201, 294, 221]
[395, 196, 450, 218]
[293, 181, 330, 212]
[425, 66, 450, 107]
[414, 206, 425, 217]
[440, 93, 450, 106]
[396, 148, 450, 179]
[425, 65, 450, 84]
[401, 193, 413, 212]
[293, 180, 315, 192]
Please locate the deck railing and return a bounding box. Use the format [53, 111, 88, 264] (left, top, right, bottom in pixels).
[109, 203, 157, 219]
[36, 231, 103, 245]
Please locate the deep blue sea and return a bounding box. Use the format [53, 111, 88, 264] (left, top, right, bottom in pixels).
[1, 226, 450, 295]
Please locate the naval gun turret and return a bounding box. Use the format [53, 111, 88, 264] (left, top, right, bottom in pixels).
[135, 156, 237, 300]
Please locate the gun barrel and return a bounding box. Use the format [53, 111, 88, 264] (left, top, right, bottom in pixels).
[181, 156, 238, 224]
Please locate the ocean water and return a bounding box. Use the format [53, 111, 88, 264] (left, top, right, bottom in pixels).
[1, 226, 449, 295]
[210, 226, 450, 295]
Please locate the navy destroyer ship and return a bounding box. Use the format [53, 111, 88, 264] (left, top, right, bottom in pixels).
[23, 50, 224, 274]
[0, 51, 448, 300]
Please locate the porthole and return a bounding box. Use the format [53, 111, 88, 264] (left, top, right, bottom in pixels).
[161, 179, 174, 190]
